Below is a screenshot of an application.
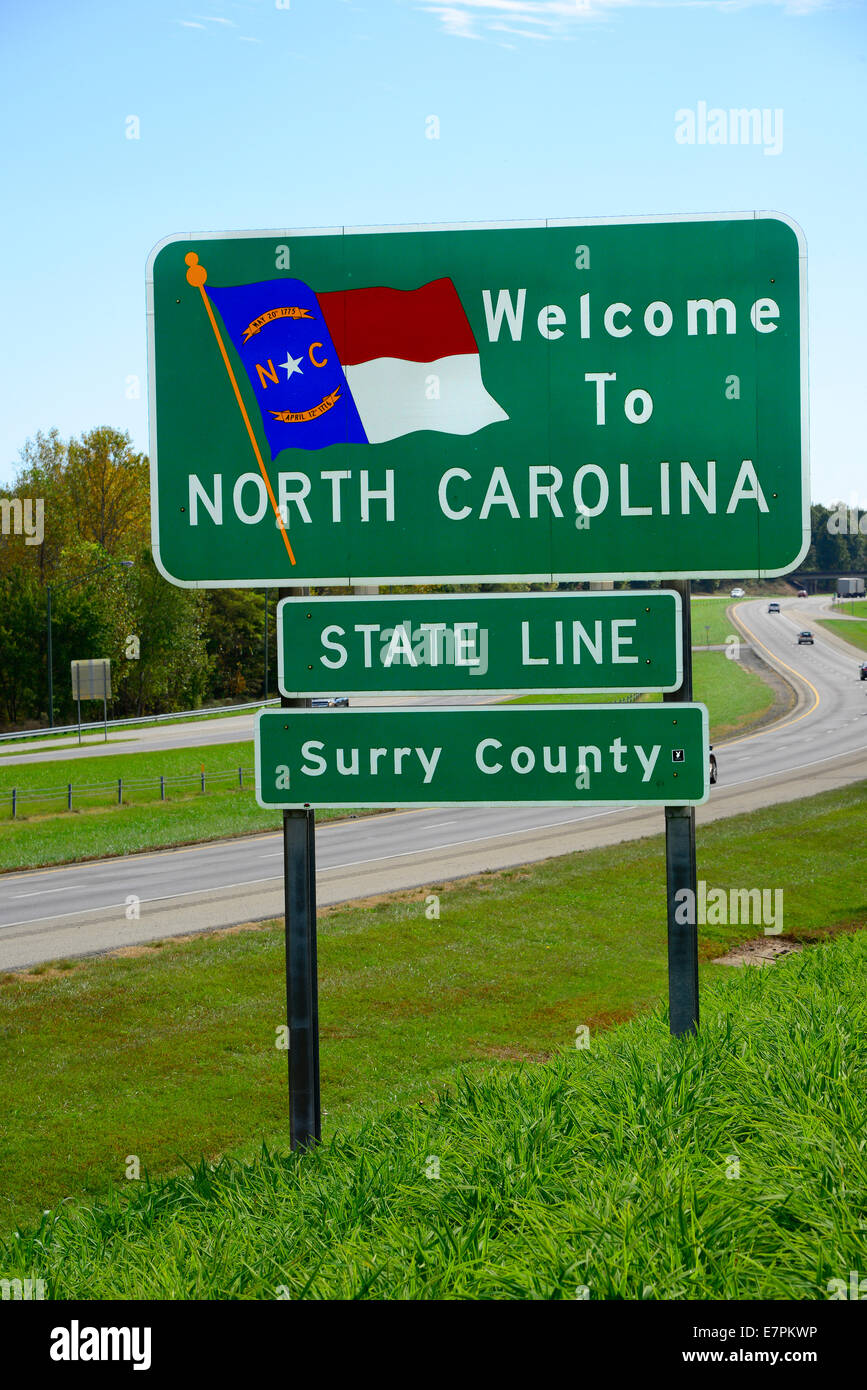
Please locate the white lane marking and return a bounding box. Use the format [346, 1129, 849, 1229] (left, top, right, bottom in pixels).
[1, 874, 285, 931]
[4, 812, 625, 927]
[0, 832, 285, 886]
[320, 809, 629, 874]
[12, 884, 87, 898]
[257, 815, 465, 858]
[724, 745, 867, 790]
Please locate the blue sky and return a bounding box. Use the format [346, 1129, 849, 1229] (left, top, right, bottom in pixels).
[1, 0, 864, 503]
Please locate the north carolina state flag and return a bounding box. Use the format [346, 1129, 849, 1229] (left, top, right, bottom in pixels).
[207, 275, 508, 455]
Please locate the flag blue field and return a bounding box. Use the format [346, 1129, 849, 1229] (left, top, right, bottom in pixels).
[206, 277, 367, 455]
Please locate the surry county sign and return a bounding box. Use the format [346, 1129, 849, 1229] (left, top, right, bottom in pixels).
[147, 213, 808, 587]
[255, 705, 709, 809]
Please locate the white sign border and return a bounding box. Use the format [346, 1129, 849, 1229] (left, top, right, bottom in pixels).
[253, 702, 710, 810]
[275, 589, 684, 698]
[147, 212, 809, 589]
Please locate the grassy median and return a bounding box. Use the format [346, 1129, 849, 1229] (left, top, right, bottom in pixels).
[816, 618, 867, 655]
[510, 649, 775, 740]
[0, 740, 376, 871]
[0, 779, 865, 1242]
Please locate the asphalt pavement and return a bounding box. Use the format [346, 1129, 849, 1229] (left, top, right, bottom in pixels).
[0, 693, 498, 766]
[2, 594, 866, 970]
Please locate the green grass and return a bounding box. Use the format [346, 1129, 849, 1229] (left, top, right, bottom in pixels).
[828, 597, 867, 617]
[0, 740, 380, 870]
[0, 739, 258, 809]
[509, 650, 775, 740]
[691, 649, 776, 737]
[0, 793, 377, 871]
[1, 779, 865, 1243]
[690, 595, 739, 646]
[816, 618, 867, 655]
[2, 927, 864, 1299]
[0, 791, 255, 870]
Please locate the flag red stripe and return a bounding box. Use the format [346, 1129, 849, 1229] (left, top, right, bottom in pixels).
[317, 278, 478, 365]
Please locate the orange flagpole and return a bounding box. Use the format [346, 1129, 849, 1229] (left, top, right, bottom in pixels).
[185, 251, 296, 567]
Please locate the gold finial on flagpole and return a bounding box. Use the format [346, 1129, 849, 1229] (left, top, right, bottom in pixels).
[185, 251, 208, 288]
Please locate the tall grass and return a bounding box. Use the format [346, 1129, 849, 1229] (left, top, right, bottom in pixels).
[4, 931, 864, 1300]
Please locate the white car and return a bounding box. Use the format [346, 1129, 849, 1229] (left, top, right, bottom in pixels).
[730, 587, 745, 598]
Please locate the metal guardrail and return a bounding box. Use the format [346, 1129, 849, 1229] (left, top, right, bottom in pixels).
[0, 699, 280, 745]
[5, 766, 256, 818]
[1, 691, 644, 748]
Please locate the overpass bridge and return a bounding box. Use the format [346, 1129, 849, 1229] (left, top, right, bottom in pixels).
[784, 572, 866, 594]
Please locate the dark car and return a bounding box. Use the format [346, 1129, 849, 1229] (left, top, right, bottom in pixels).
[797, 589, 808, 598]
[860, 663, 867, 681]
[797, 630, 814, 645]
[709, 747, 718, 786]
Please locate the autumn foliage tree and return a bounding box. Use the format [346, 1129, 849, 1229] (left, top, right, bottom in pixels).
[0, 428, 212, 725]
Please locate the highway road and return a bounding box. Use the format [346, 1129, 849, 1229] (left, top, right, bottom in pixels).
[2, 594, 866, 970]
[0, 692, 498, 767]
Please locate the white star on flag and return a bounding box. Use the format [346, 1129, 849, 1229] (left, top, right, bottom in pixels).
[279, 351, 304, 379]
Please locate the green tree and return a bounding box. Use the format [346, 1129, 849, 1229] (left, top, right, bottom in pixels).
[203, 589, 265, 701]
[0, 566, 43, 725]
[120, 551, 211, 715]
[10, 426, 146, 579]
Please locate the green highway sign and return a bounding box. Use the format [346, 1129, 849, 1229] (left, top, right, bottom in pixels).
[147, 214, 808, 588]
[278, 590, 682, 696]
[254, 704, 709, 808]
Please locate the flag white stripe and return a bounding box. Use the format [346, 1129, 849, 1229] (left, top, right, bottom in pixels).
[344, 353, 508, 445]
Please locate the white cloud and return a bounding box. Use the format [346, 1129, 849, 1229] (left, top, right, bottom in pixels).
[418, 0, 833, 41]
[424, 5, 486, 37]
[490, 21, 555, 36]
[178, 20, 206, 28]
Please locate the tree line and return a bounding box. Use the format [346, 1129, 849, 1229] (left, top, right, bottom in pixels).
[0, 429, 282, 728]
[0, 427, 861, 728]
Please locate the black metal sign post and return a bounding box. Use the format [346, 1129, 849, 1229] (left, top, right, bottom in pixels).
[282, 805, 321, 1148]
[663, 579, 700, 1036]
[279, 587, 321, 1150]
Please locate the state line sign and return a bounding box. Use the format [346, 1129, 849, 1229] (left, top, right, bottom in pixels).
[278, 590, 683, 696]
[147, 213, 808, 588]
[254, 705, 709, 808]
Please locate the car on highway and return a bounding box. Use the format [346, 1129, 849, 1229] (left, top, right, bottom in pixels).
[730, 587, 745, 597]
[311, 696, 349, 707]
[709, 747, 718, 785]
[860, 663, 867, 681]
[797, 630, 814, 645]
[768, 601, 781, 613]
[797, 589, 808, 598]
